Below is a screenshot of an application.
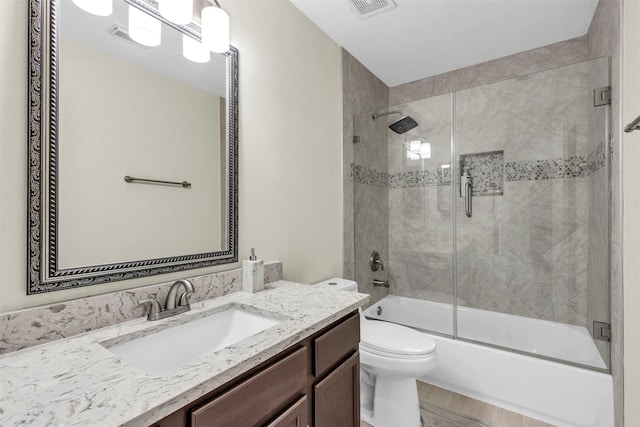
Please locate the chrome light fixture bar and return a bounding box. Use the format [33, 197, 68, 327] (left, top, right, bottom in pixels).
[70, 0, 230, 62]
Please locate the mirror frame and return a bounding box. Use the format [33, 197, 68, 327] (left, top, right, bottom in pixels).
[27, 0, 239, 294]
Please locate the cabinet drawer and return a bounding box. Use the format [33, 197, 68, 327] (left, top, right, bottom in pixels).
[190, 346, 307, 427]
[266, 395, 308, 427]
[314, 312, 359, 377]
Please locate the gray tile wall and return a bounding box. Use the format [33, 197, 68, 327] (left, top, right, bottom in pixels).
[342, 49, 390, 305]
[380, 60, 605, 329]
[389, 37, 588, 106]
[586, 0, 622, 423]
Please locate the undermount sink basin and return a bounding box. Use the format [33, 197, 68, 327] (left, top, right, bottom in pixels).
[102, 305, 281, 376]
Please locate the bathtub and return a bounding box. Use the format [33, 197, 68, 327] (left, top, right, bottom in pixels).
[363, 295, 614, 427]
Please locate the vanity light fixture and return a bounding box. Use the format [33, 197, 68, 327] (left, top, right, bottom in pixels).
[72, 0, 113, 16]
[406, 138, 431, 160]
[202, 0, 230, 53]
[159, 0, 193, 25]
[129, 5, 162, 47]
[183, 34, 211, 63]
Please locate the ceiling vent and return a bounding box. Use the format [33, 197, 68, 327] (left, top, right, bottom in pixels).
[347, 0, 397, 19]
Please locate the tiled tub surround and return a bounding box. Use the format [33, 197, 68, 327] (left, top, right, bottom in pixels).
[0, 261, 283, 355]
[0, 281, 369, 426]
[453, 57, 609, 332]
[353, 111, 390, 308]
[342, 48, 390, 282]
[352, 58, 611, 335]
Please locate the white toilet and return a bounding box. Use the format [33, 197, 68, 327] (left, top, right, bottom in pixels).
[314, 278, 437, 427]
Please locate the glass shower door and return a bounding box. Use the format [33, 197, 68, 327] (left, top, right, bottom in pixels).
[353, 93, 455, 337]
[453, 57, 611, 370]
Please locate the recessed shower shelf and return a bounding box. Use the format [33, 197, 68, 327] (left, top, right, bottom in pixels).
[459, 150, 504, 197]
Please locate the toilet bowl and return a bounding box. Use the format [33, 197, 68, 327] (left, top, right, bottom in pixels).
[314, 278, 437, 427]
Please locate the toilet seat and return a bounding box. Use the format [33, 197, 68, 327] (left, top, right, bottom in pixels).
[360, 319, 436, 358]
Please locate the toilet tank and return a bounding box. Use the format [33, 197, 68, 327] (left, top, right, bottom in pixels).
[314, 278, 358, 292]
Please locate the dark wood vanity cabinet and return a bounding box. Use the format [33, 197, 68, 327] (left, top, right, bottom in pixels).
[150, 311, 360, 427]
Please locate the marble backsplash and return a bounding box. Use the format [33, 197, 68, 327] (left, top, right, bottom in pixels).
[0, 261, 283, 355]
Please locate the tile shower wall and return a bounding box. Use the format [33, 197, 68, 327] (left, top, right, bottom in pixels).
[353, 111, 390, 307]
[342, 49, 390, 306]
[376, 59, 608, 328]
[586, 1, 621, 420]
[342, 49, 389, 303]
[386, 94, 454, 306]
[454, 60, 596, 327]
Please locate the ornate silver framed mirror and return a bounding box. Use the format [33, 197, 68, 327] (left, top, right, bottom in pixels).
[27, 0, 238, 294]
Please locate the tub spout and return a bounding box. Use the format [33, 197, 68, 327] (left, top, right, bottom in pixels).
[373, 279, 390, 288]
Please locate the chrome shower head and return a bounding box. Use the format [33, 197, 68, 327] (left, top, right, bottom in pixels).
[372, 110, 418, 134]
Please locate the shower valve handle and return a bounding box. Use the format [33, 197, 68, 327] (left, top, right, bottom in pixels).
[370, 251, 384, 271]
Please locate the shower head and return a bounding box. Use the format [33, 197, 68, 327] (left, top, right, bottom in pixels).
[389, 116, 418, 134]
[372, 110, 418, 134]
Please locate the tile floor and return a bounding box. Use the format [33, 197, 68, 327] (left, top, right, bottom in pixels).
[361, 381, 557, 427]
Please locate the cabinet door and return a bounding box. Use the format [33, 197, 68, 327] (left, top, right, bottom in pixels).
[266, 395, 308, 427]
[314, 352, 359, 427]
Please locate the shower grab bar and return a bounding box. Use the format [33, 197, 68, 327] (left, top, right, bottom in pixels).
[624, 114, 640, 133]
[465, 181, 472, 217]
[124, 175, 192, 188]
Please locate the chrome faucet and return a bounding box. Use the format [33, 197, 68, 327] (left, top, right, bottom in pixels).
[140, 279, 195, 321]
[165, 279, 195, 310]
[373, 279, 390, 288]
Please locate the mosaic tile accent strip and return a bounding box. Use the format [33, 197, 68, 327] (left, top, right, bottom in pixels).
[352, 143, 606, 189]
[460, 151, 504, 196]
[351, 164, 388, 188]
[504, 156, 588, 181]
[588, 141, 607, 174]
[389, 169, 450, 188]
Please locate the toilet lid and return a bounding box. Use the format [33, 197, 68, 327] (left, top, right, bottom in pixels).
[360, 320, 436, 356]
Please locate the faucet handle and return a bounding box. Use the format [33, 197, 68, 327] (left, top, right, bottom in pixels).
[139, 298, 163, 320]
[177, 291, 192, 307]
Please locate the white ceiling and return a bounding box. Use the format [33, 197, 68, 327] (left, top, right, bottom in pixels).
[289, 0, 599, 87]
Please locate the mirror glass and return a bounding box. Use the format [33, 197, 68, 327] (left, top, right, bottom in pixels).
[27, 0, 238, 293]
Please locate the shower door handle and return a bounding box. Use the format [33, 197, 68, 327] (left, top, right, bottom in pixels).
[465, 181, 472, 217]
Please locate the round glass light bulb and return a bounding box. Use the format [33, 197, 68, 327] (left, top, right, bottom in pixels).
[159, 0, 193, 25]
[201, 6, 230, 53]
[129, 6, 161, 47]
[72, 0, 112, 16]
[183, 35, 210, 63]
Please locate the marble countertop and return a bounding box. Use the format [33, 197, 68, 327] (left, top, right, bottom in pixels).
[0, 281, 368, 427]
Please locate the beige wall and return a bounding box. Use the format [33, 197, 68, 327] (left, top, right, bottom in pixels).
[0, 0, 342, 311]
[623, 0, 640, 424]
[58, 37, 221, 266]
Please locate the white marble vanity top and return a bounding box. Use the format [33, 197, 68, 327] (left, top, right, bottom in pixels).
[0, 281, 368, 427]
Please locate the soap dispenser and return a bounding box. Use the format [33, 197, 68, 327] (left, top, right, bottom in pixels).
[242, 248, 264, 293]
